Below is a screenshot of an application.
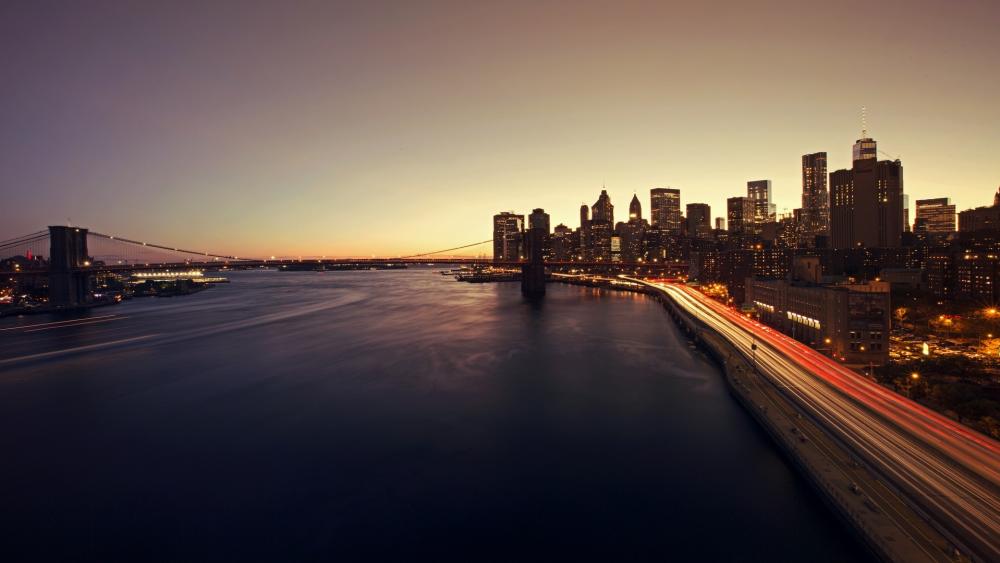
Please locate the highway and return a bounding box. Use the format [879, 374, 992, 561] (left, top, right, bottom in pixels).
[635, 280, 1000, 561]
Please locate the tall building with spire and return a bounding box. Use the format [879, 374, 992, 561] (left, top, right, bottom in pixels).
[801, 152, 829, 244]
[852, 106, 878, 162]
[591, 188, 614, 223]
[629, 193, 642, 221]
[830, 115, 904, 248]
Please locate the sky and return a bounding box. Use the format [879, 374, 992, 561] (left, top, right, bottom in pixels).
[2, 0, 999, 257]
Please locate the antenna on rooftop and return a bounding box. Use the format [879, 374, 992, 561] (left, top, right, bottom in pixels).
[861, 106, 868, 138]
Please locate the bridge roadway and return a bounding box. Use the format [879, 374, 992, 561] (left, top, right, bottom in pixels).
[632, 279, 1000, 561]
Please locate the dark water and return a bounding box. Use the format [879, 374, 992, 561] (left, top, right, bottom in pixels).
[0, 270, 871, 562]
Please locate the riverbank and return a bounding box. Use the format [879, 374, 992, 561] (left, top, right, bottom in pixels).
[552, 276, 957, 563]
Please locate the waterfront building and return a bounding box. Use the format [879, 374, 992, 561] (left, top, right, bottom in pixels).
[686, 203, 712, 240]
[830, 133, 904, 248]
[746, 259, 890, 366]
[720, 249, 755, 304]
[617, 220, 645, 262]
[914, 198, 956, 234]
[528, 208, 550, 233]
[610, 235, 622, 263]
[747, 180, 775, 232]
[527, 208, 552, 260]
[551, 224, 573, 261]
[492, 212, 524, 261]
[587, 220, 613, 262]
[650, 188, 682, 232]
[801, 152, 829, 244]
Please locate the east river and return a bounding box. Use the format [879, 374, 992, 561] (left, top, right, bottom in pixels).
[0, 269, 871, 561]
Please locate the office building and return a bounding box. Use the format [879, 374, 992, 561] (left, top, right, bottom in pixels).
[958, 188, 1000, 233]
[650, 188, 681, 232]
[592, 189, 614, 224]
[801, 152, 829, 243]
[914, 198, 956, 234]
[629, 194, 642, 221]
[746, 258, 890, 366]
[747, 180, 775, 231]
[686, 203, 712, 240]
[492, 212, 524, 261]
[830, 134, 904, 249]
[727, 196, 754, 236]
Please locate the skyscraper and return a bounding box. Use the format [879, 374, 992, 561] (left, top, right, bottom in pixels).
[629, 193, 642, 221]
[650, 188, 681, 232]
[528, 208, 550, 233]
[830, 134, 904, 248]
[715, 217, 725, 231]
[686, 203, 712, 239]
[747, 180, 775, 232]
[492, 212, 524, 261]
[527, 208, 552, 260]
[592, 189, 614, 224]
[727, 197, 754, 236]
[551, 223, 573, 261]
[801, 152, 829, 243]
[914, 198, 956, 234]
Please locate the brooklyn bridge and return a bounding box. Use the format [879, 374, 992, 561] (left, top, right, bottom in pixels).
[1, 225, 687, 306]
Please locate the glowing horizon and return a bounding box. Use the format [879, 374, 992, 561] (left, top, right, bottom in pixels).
[2, 1, 999, 257]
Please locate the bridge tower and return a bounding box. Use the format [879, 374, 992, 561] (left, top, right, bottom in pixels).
[48, 226, 93, 308]
[521, 227, 546, 297]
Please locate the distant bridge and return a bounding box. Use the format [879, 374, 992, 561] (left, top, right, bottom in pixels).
[1, 226, 687, 306]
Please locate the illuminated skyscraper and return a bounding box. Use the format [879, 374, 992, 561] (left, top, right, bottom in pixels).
[528, 208, 550, 233]
[830, 134, 904, 248]
[650, 188, 681, 232]
[914, 198, 956, 234]
[528, 208, 552, 260]
[492, 212, 524, 261]
[629, 193, 642, 221]
[592, 189, 614, 224]
[747, 180, 775, 232]
[801, 152, 829, 243]
[727, 197, 754, 236]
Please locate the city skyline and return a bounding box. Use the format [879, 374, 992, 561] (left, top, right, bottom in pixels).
[2, 1, 999, 257]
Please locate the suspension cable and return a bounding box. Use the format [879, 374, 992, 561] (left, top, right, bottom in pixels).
[88, 232, 253, 261]
[399, 239, 493, 258]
